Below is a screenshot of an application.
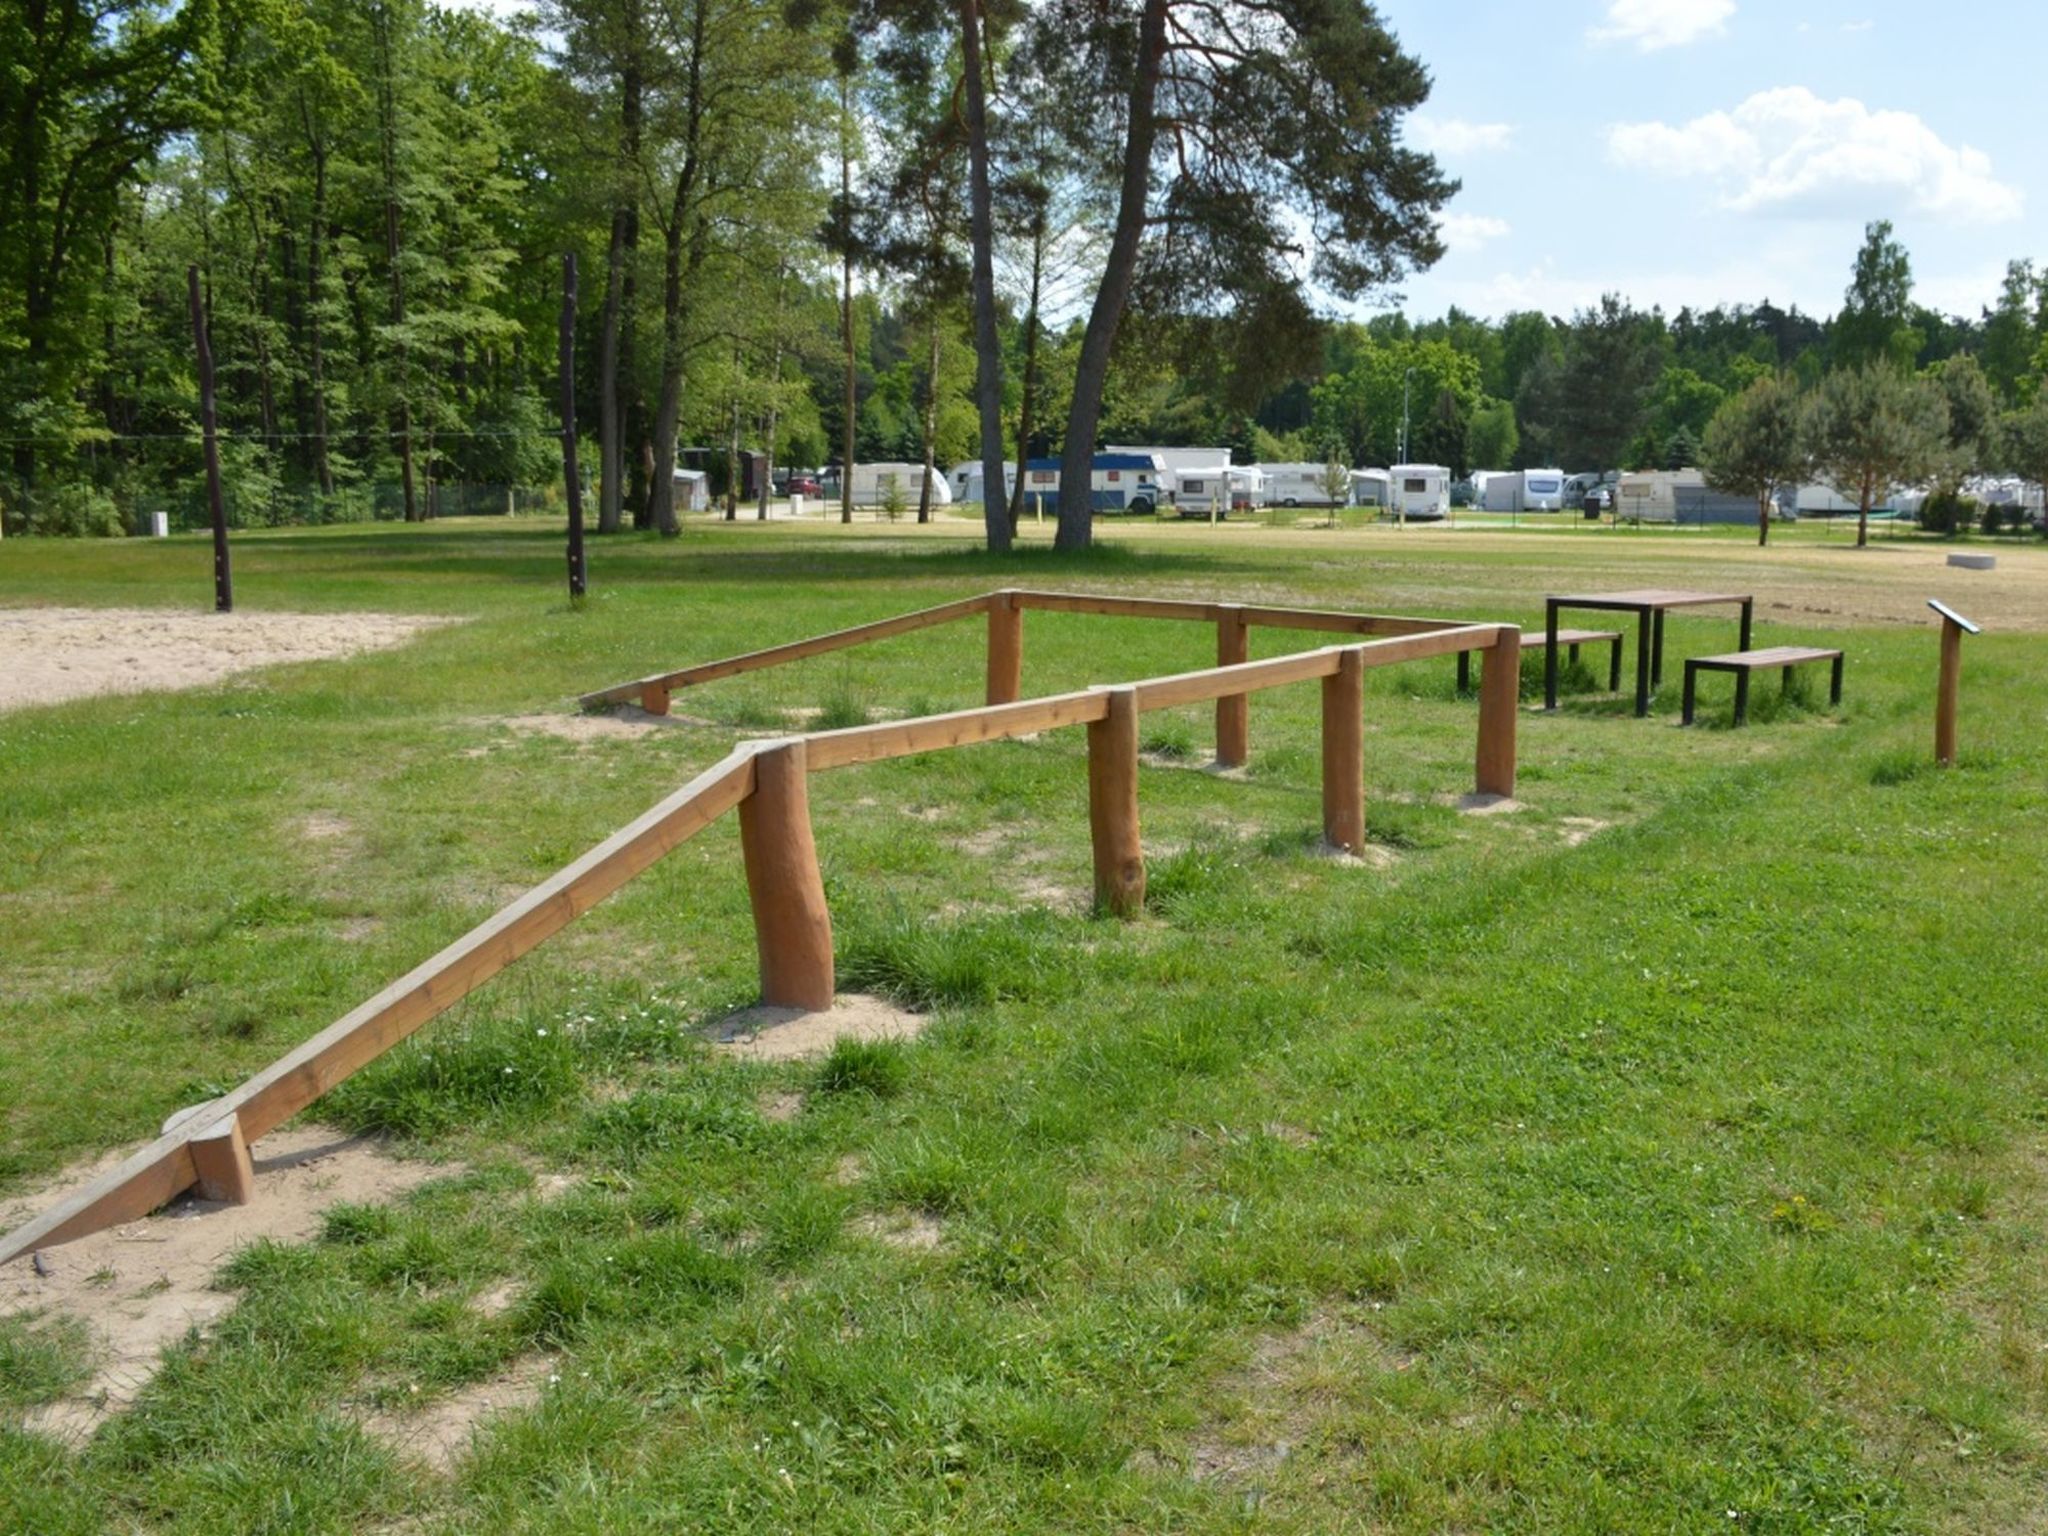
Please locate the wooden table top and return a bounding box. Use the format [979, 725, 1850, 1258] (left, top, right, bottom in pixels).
[1548, 588, 1750, 609]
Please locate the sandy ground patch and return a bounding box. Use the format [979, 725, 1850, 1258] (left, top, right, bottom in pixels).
[360, 1353, 557, 1475]
[0, 606, 451, 712]
[711, 994, 925, 1061]
[1, 1125, 451, 1442]
[1559, 815, 1612, 847]
[848, 1209, 944, 1251]
[491, 707, 703, 747]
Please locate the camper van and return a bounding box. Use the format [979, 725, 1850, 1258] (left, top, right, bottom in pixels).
[825, 462, 952, 509]
[1482, 469, 1568, 513]
[1105, 445, 1232, 509]
[1259, 462, 1353, 508]
[1019, 453, 1164, 514]
[1388, 464, 1451, 521]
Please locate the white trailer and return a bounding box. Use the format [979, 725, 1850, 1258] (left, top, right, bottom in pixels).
[840, 462, 951, 508]
[1482, 468, 1569, 512]
[1105, 445, 1233, 508]
[1388, 464, 1451, 521]
[949, 461, 1015, 506]
[671, 468, 710, 512]
[1171, 465, 1234, 518]
[1351, 469, 1392, 509]
[1228, 466, 1265, 512]
[1258, 462, 1353, 508]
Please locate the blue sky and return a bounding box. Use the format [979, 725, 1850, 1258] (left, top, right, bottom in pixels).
[1378, 0, 2047, 322]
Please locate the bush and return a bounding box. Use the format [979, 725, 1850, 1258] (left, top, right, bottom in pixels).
[1917, 491, 1977, 536]
[22, 482, 124, 538]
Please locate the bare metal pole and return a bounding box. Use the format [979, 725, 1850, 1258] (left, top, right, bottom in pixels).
[561, 252, 586, 600]
[187, 265, 232, 613]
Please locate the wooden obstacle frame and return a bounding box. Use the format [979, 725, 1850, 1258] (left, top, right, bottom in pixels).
[0, 590, 1518, 1265]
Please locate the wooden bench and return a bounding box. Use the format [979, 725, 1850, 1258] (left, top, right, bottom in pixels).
[1682, 645, 1843, 726]
[1458, 628, 1622, 694]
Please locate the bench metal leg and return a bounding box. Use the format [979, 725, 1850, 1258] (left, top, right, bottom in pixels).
[1682, 663, 1698, 725]
[1634, 610, 1652, 717]
[1544, 600, 1561, 710]
[1457, 649, 1471, 695]
[1608, 636, 1623, 693]
[1733, 670, 1750, 727]
[1739, 598, 1754, 651]
[1651, 610, 1666, 688]
[1782, 664, 1794, 696]
[1568, 642, 1581, 666]
[1830, 654, 1843, 705]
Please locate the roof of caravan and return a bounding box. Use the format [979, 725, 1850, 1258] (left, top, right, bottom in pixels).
[1024, 454, 1160, 472]
[1390, 464, 1451, 475]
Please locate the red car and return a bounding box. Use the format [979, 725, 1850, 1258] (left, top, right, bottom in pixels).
[784, 475, 822, 497]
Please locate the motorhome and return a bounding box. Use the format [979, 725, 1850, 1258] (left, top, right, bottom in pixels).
[1258, 462, 1354, 508]
[1105, 445, 1232, 508]
[1388, 464, 1451, 520]
[1482, 469, 1569, 513]
[827, 462, 952, 509]
[1018, 453, 1165, 514]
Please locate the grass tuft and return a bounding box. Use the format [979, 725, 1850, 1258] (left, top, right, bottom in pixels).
[813, 1036, 911, 1098]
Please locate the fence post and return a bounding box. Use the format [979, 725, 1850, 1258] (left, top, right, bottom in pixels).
[1215, 604, 1249, 767]
[1476, 628, 1520, 798]
[1087, 687, 1145, 917]
[1321, 647, 1366, 853]
[986, 590, 1023, 705]
[189, 1113, 255, 1205]
[738, 740, 834, 1010]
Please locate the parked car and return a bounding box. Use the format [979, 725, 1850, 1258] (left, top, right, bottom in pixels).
[784, 475, 821, 497]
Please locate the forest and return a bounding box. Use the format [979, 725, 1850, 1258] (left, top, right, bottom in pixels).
[5, 0, 2048, 547]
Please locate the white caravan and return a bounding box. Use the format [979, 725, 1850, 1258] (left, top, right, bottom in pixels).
[1351, 469, 1392, 509]
[1388, 464, 1451, 520]
[841, 462, 951, 508]
[1482, 468, 1569, 512]
[1259, 462, 1354, 508]
[949, 461, 1015, 506]
[1171, 465, 1234, 518]
[671, 469, 710, 513]
[1615, 468, 1704, 523]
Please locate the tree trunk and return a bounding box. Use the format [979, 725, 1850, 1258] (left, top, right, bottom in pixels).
[1757, 489, 1770, 547]
[1055, 0, 1166, 550]
[302, 116, 334, 497]
[839, 73, 856, 527]
[1008, 208, 1046, 531]
[374, 3, 418, 522]
[1857, 475, 1871, 548]
[646, 2, 705, 538]
[759, 268, 786, 521]
[598, 206, 626, 533]
[917, 315, 940, 524]
[725, 363, 741, 521]
[958, 0, 1010, 552]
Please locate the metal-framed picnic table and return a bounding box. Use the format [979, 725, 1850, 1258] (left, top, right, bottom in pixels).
[1544, 588, 1754, 717]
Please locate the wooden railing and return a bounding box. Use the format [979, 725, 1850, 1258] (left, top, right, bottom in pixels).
[1, 597, 1519, 1265]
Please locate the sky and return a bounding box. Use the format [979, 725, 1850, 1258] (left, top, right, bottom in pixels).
[447, 0, 2044, 326]
[1377, 0, 2047, 322]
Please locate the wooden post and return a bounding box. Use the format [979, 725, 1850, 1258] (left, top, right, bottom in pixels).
[1087, 687, 1144, 916]
[560, 251, 586, 600]
[1215, 605, 1249, 767]
[187, 265, 232, 613]
[738, 740, 834, 1010]
[1476, 629, 1520, 798]
[1321, 647, 1365, 853]
[986, 591, 1023, 705]
[1936, 617, 1962, 766]
[638, 682, 671, 717]
[188, 1114, 255, 1205]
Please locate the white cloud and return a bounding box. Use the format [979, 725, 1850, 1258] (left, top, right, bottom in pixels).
[1438, 213, 1512, 252]
[1589, 0, 1735, 51]
[1607, 87, 2022, 223]
[1409, 116, 1516, 157]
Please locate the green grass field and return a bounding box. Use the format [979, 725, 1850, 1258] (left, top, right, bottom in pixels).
[2, 515, 2045, 1533]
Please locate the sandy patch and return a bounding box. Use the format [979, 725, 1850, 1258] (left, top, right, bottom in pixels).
[849, 1210, 944, 1251]
[1444, 792, 1522, 815]
[711, 994, 925, 1062]
[469, 1280, 523, 1321]
[1309, 840, 1399, 870]
[948, 827, 1010, 856]
[0, 606, 450, 712]
[758, 1091, 806, 1124]
[361, 1353, 557, 1475]
[494, 708, 698, 746]
[298, 812, 355, 842]
[1558, 816, 1612, 847]
[830, 1154, 866, 1186]
[1, 1125, 450, 1442]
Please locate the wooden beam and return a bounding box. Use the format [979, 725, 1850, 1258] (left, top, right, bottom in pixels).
[986, 589, 1023, 705]
[578, 593, 993, 708]
[1235, 605, 1469, 638]
[1475, 629, 1521, 798]
[800, 691, 1110, 770]
[1936, 617, 1962, 766]
[739, 740, 834, 1010]
[1322, 648, 1366, 853]
[1087, 688, 1145, 917]
[0, 749, 758, 1266]
[1011, 590, 1221, 623]
[1215, 605, 1249, 768]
